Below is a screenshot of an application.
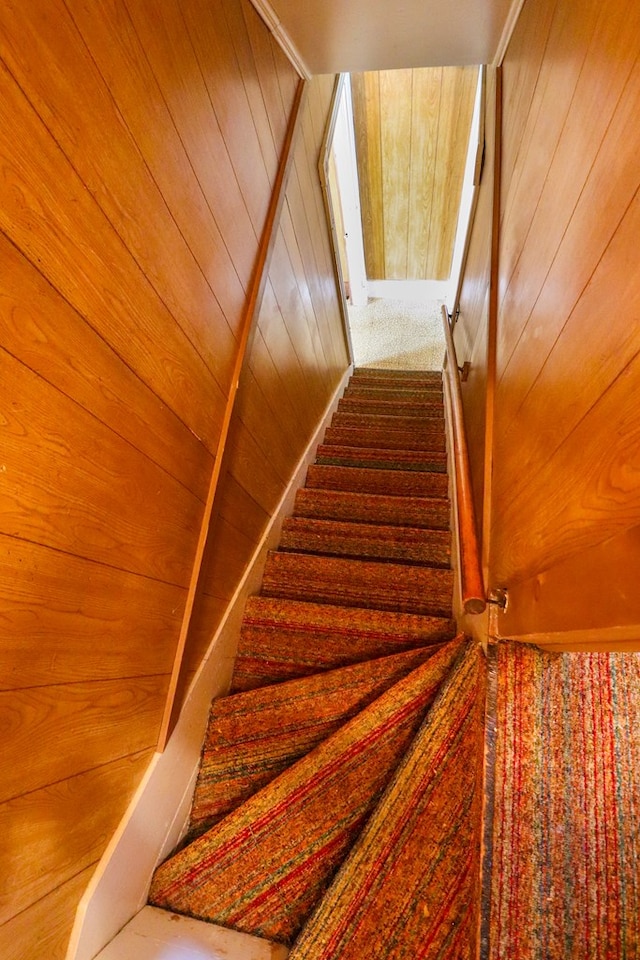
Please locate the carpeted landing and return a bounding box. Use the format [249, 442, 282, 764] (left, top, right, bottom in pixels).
[489, 642, 640, 960]
[149, 368, 486, 956]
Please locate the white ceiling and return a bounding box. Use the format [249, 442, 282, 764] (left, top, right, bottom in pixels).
[265, 0, 517, 75]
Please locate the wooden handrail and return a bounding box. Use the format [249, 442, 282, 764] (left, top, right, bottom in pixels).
[441, 305, 486, 615]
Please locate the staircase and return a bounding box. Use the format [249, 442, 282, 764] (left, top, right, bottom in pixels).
[148, 368, 486, 957]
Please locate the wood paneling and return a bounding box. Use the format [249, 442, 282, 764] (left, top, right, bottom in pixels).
[0, 0, 328, 953]
[455, 0, 640, 642]
[183, 75, 349, 685]
[352, 67, 478, 281]
[0, 537, 185, 690]
[0, 751, 153, 923]
[0, 868, 95, 960]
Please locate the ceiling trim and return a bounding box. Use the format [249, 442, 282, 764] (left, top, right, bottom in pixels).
[247, 0, 312, 79]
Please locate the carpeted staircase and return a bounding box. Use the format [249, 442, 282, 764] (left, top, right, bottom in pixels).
[148, 368, 486, 957]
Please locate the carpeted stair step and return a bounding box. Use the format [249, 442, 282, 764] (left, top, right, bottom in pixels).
[315, 444, 447, 472]
[279, 517, 451, 567]
[288, 640, 485, 960]
[148, 638, 465, 945]
[330, 411, 445, 434]
[337, 396, 444, 418]
[231, 597, 456, 691]
[344, 383, 442, 404]
[305, 464, 449, 499]
[261, 552, 453, 617]
[294, 488, 450, 529]
[323, 424, 446, 452]
[351, 368, 442, 385]
[189, 645, 448, 837]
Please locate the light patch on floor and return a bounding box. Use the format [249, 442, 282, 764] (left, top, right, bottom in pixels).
[347, 297, 446, 371]
[93, 906, 289, 960]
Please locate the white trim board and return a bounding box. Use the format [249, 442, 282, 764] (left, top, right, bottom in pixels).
[247, 0, 311, 79]
[66, 365, 352, 960]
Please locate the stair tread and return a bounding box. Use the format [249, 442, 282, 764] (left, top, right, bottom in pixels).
[323, 425, 446, 451]
[316, 444, 447, 472]
[306, 463, 449, 498]
[295, 487, 450, 528]
[337, 397, 444, 417]
[149, 638, 465, 945]
[288, 642, 484, 960]
[279, 516, 451, 566]
[262, 551, 453, 617]
[351, 368, 442, 384]
[330, 411, 445, 432]
[189, 644, 447, 836]
[232, 597, 456, 691]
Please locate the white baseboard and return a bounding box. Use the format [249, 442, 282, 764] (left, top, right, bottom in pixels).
[66, 365, 352, 960]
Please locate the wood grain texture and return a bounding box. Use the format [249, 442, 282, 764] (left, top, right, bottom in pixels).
[0, 867, 94, 960]
[352, 67, 478, 281]
[184, 75, 349, 669]
[0, 349, 202, 585]
[0, 0, 304, 946]
[0, 536, 185, 690]
[0, 234, 211, 500]
[0, 750, 153, 923]
[473, 0, 640, 639]
[0, 677, 167, 804]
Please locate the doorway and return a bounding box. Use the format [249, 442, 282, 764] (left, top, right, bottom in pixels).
[320, 66, 485, 370]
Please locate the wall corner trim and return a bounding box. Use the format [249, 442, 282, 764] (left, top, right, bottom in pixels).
[65, 363, 353, 960]
[492, 0, 526, 66]
[247, 0, 312, 79]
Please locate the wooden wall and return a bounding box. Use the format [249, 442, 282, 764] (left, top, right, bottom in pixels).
[351, 67, 478, 281]
[458, 0, 640, 642]
[0, 1, 346, 955]
[177, 74, 350, 697]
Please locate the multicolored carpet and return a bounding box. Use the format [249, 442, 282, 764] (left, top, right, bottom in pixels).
[148, 368, 485, 954]
[490, 642, 640, 959]
[148, 367, 640, 958]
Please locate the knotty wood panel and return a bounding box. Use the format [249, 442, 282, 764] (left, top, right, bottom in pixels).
[473, 0, 640, 640]
[0, 0, 302, 952]
[352, 67, 478, 281]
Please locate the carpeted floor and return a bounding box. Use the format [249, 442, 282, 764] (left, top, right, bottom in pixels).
[490, 642, 640, 959]
[347, 298, 446, 370]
